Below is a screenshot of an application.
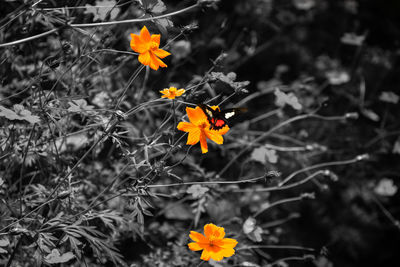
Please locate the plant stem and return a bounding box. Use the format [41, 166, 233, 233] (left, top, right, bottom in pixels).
[0, 4, 200, 48]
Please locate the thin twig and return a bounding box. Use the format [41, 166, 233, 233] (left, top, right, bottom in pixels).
[279, 155, 368, 186]
[0, 4, 199, 48]
[148, 174, 267, 188]
[237, 245, 315, 252]
[254, 193, 314, 218]
[218, 113, 354, 176]
[268, 254, 315, 267]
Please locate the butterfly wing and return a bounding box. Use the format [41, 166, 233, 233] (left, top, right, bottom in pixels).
[198, 104, 247, 130]
[220, 108, 248, 120]
[198, 104, 215, 119]
[198, 103, 218, 124]
[198, 104, 226, 130]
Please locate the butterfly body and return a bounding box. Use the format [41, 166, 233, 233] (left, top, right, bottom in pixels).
[198, 104, 247, 130]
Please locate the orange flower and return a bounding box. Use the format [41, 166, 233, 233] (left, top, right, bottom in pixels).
[160, 87, 185, 99]
[188, 223, 238, 261]
[130, 26, 171, 70]
[177, 106, 229, 154]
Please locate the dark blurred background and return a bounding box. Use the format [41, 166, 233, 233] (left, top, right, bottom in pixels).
[172, 0, 400, 266]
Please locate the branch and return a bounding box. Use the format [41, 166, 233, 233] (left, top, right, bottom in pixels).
[217, 112, 359, 176]
[0, 4, 199, 48]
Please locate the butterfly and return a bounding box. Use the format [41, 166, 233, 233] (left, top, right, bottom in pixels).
[198, 103, 248, 130]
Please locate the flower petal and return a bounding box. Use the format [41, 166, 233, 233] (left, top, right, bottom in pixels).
[138, 51, 151, 66]
[187, 127, 201, 145]
[187, 107, 207, 126]
[215, 125, 230, 135]
[204, 224, 225, 239]
[220, 248, 235, 258]
[188, 242, 203, 251]
[189, 231, 208, 243]
[215, 238, 238, 249]
[159, 89, 168, 95]
[205, 129, 224, 145]
[131, 34, 147, 53]
[148, 53, 160, 70]
[209, 250, 225, 261]
[210, 106, 220, 112]
[151, 52, 168, 68]
[199, 131, 208, 154]
[140, 26, 151, 42]
[200, 249, 211, 261]
[151, 34, 161, 45]
[153, 48, 171, 59]
[177, 122, 195, 133]
[146, 52, 167, 70]
[176, 89, 185, 96]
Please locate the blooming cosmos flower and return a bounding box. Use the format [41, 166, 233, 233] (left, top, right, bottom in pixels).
[188, 223, 238, 261]
[160, 87, 185, 99]
[130, 26, 170, 70]
[177, 106, 229, 154]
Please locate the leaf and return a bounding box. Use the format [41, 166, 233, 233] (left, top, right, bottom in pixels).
[67, 99, 95, 114]
[0, 238, 9, 247]
[206, 199, 237, 222]
[0, 104, 40, 124]
[54, 133, 89, 153]
[209, 259, 226, 267]
[314, 256, 334, 267]
[243, 217, 257, 234]
[240, 262, 261, 267]
[154, 17, 174, 36]
[274, 88, 302, 110]
[251, 147, 278, 164]
[248, 226, 263, 242]
[379, 91, 399, 104]
[0, 247, 7, 254]
[393, 137, 400, 154]
[325, 70, 350, 85]
[171, 40, 191, 61]
[142, 0, 166, 14]
[341, 32, 366, 46]
[187, 185, 209, 199]
[84, 0, 120, 22]
[360, 108, 379, 121]
[92, 92, 111, 108]
[164, 202, 193, 220]
[251, 147, 266, 163]
[210, 72, 250, 93]
[374, 178, 398, 197]
[150, 0, 166, 14]
[24, 152, 38, 167]
[293, 0, 315, 10]
[44, 249, 75, 264]
[243, 217, 263, 242]
[0, 105, 18, 120]
[265, 149, 278, 163]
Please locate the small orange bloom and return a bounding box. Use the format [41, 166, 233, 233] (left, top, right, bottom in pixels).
[160, 87, 185, 99]
[188, 223, 238, 261]
[177, 106, 229, 154]
[130, 26, 171, 70]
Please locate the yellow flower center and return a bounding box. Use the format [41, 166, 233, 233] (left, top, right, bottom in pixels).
[207, 236, 221, 249]
[150, 41, 159, 50]
[199, 122, 208, 129]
